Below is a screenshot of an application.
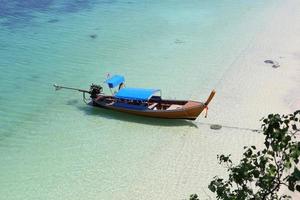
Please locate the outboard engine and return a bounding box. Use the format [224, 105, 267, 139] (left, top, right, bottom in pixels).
[89, 84, 103, 99]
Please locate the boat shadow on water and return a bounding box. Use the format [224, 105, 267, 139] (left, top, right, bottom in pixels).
[76, 105, 198, 128]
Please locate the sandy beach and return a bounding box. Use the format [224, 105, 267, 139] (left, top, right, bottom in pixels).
[124, 1, 300, 199]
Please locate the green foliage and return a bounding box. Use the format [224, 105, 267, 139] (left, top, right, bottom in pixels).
[189, 194, 200, 200]
[206, 111, 300, 200]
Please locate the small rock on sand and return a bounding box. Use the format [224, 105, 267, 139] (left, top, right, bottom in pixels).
[47, 19, 59, 23]
[174, 39, 184, 44]
[210, 124, 222, 130]
[264, 60, 274, 64]
[89, 34, 98, 39]
[264, 59, 280, 68]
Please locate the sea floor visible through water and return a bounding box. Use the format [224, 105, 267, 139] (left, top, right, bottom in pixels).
[0, 0, 280, 199]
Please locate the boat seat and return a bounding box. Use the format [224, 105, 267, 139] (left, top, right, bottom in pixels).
[148, 103, 158, 110]
[167, 104, 182, 110]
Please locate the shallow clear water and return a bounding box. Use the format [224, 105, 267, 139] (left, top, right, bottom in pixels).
[0, 0, 276, 199]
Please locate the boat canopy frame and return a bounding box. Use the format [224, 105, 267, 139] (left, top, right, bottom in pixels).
[105, 75, 125, 89]
[114, 87, 161, 101]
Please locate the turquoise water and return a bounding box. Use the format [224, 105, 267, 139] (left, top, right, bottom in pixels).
[0, 1, 277, 199]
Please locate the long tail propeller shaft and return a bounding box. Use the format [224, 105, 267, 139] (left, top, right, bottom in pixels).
[53, 84, 90, 93]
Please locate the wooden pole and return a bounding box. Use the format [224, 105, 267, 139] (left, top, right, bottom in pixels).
[204, 90, 216, 106]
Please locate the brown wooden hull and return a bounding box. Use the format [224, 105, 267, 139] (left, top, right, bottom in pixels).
[54, 82, 215, 120]
[92, 98, 206, 120]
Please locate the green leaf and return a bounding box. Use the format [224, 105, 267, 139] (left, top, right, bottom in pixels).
[264, 141, 270, 148]
[292, 124, 297, 131]
[253, 170, 260, 178]
[189, 194, 199, 200]
[208, 183, 216, 192]
[296, 185, 300, 192]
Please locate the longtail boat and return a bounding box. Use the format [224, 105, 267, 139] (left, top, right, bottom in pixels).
[54, 75, 215, 120]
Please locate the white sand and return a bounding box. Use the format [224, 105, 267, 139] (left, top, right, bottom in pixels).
[124, 1, 300, 199]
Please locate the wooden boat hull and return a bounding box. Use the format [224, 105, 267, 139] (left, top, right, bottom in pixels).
[53, 81, 215, 120]
[92, 98, 206, 120]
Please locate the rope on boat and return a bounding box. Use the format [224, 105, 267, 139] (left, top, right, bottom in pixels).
[82, 92, 90, 104]
[195, 122, 263, 133]
[201, 34, 262, 132]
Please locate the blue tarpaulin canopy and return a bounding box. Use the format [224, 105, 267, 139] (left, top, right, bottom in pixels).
[105, 75, 125, 88]
[115, 88, 161, 101]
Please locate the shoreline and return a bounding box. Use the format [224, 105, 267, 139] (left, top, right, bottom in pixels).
[125, 0, 300, 199]
[207, 0, 300, 129]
